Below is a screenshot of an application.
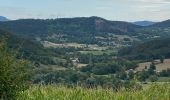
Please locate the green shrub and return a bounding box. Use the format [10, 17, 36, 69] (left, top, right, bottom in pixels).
[0, 35, 32, 100]
[149, 75, 158, 82]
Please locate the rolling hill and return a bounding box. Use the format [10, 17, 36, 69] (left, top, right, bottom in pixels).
[133, 21, 156, 26]
[118, 38, 170, 60]
[0, 16, 170, 45]
[0, 29, 59, 65]
[0, 16, 141, 38]
[150, 19, 170, 28]
[0, 16, 9, 21]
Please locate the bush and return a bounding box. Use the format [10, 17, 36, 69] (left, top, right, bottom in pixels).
[149, 75, 158, 82]
[92, 62, 121, 75]
[0, 35, 32, 100]
[160, 56, 165, 63]
[159, 69, 170, 77]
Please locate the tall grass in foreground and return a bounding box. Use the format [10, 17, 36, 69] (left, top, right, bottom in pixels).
[18, 83, 170, 100]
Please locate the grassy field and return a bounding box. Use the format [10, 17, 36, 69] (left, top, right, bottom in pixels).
[43, 41, 86, 48]
[18, 83, 170, 100]
[136, 59, 170, 72]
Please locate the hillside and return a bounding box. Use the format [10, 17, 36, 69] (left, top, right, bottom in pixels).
[1, 17, 170, 45]
[118, 38, 170, 60]
[133, 21, 156, 26]
[1, 17, 170, 46]
[0, 16, 9, 21]
[151, 19, 170, 28]
[0, 17, 141, 40]
[0, 29, 63, 65]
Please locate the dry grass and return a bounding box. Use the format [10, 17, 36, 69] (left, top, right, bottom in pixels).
[43, 41, 86, 48]
[136, 59, 170, 72]
[77, 64, 88, 68]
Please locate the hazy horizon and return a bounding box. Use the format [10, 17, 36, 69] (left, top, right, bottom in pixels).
[1, 15, 165, 22]
[0, 0, 170, 21]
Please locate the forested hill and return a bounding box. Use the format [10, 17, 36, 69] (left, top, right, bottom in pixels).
[133, 21, 156, 26]
[118, 38, 170, 60]
[1, 16, 170, 44]
[0, 16, 141, 39]
[0, 16, 9, 21]
[0, 29, 44, 52]
[0, 29, 58, 64]
[150, 19, 170, 28]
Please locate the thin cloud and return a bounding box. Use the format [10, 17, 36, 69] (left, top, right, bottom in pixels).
[136, 0, 170, 4]
[131, 0, 170, 11]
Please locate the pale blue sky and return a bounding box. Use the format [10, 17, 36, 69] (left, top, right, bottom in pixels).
[0, 0, 170, 21]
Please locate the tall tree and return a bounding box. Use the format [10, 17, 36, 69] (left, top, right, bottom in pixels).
[0, 34, 33, 100]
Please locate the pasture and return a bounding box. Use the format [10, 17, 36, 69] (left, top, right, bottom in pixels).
[136, 59, 170, 72]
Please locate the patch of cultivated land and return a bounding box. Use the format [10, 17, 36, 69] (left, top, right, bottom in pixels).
[136, 59, 170, 72]
[77, 64, 88, 68]
[42, 41, 86, 48]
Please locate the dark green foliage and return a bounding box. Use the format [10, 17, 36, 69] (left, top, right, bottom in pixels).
[112, 79, 123, 90]
[149, 75, 158, 82]
[150, 63, 156, 70]
[124, 80, 142, 90]
[138, 70, 150, 81]
[85, 77, 97, 88]
[0, 29, 66, 65]
[159, 69, 170, 77]
[128, 71, 135, 79]
[147, 63, 156, 75]
[116, 71, 127, 80]
[160, 56, 165, 63]
[80, 65, 93, 72]
[118, 38, 170, 60]
[0, 35, 32, 100]
[123, 38, 131, 41]
[116, 59, 138, 70]
[33, 70, 89, 85]
[92, 62, 121, 75]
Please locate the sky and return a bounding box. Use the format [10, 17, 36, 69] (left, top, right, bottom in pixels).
[0, 0, 170, 21]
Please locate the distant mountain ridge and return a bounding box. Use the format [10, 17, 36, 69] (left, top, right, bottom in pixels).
[0, 16, 9, 21]
[133, 21, 156, 26]
[0, 16, 170, 43]
[150, 19, 170, 27]
[0, 16, 141, 38]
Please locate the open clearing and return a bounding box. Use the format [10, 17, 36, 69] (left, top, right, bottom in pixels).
[136, 59, 170, 72]
[42, 41, 86, 48]
[42, 41, 109, 50]
[77, 64, 88, 68]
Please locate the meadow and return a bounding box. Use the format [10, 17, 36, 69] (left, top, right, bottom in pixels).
[18, 83, 170, 100]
